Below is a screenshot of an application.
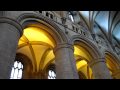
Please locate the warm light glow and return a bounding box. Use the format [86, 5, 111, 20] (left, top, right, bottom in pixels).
[76, 60, 87, 70]
[23, 27, 55, 47]
[106, 59, 113, 72]
[17, 26, 56, 72]
[76, 60, 93, 79]
[32, 45, 50, 71]
[74, 45, 93, 79]
[106, 54, 118, 76]
[74, 45, 90, 60]
[76, 60, 88, 78]
[43, 50, 55, 69]
[18, 40, 25, 45]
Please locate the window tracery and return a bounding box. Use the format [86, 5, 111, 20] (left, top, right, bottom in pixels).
[10, 60, 23, 79]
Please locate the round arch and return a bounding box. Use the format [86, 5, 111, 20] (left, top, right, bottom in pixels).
[105, 51, 120, 69]
[105, 51, 120, 76]
[71, 35, 102, 61]
[17, 12, 69, 45]
[71, 35, 103, 79]
[16, 13, 70, 79]
[105, 51, 120, 79]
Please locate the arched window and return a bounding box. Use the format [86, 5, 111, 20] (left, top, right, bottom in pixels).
[10, 61, 23, 79]
[68, 12, 74, 22]
[48, 69, 56, 79]
[47, 64, 56, 79]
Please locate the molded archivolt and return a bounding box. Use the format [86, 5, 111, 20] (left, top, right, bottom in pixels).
[71, 35, 102, 60]
[105, 51, 120, 78]
[71, 35, 102, 79]
[16, 13, 69, 78]
[17, 12, 69, 44]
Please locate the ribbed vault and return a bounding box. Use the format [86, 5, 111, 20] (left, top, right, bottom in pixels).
[78, 11, 120, 45]
[17, 26, 55, 73]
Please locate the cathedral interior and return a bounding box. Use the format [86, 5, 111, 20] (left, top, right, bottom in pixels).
[0, 11, 120, 79]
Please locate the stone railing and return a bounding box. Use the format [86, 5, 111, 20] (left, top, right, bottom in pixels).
[34, 11, 93, 41]
[35, 11, 120, 58]
[64, 18, 93, 40]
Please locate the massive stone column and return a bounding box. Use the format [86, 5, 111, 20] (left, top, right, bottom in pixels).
[89, 58, 112, 79]
[0, 17, 23, 79]
[54, 43, 79, 79]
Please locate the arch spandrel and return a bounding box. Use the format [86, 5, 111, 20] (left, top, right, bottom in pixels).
[17, 13, 69, 44]
[16, 13, 70, 74]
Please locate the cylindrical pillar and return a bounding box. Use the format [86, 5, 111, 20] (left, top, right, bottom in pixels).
[54, 43, 79, 79]
[89, 58, 112, 79]
[0, 17, 23, 79]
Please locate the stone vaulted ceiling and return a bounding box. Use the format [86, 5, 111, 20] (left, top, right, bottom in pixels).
[79, 11, 120, 46]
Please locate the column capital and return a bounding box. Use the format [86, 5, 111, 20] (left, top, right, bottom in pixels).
[89, 58, 106, 68]
[0, 17, 23, 37]
[53, 43, 74, 54]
